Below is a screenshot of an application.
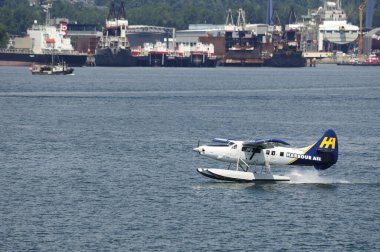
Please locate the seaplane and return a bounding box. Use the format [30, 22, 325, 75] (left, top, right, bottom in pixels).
[193, 129, 338, 182]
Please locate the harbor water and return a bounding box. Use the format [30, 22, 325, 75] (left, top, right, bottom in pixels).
[0, 65, 379, 251]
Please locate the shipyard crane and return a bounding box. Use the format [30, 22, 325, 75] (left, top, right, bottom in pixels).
[358, 0, 367, 55]
[236, 8, 246, 30]
[225, 9, 234, 25]
[287, 7, 297, 25]
[272, 10, 281, 26]
[108, 0, 126, 20]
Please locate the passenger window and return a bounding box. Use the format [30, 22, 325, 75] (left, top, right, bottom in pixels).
[271, 151, 275, 156]
[280, 152, 284, 157]
[266, 150, 270, 155]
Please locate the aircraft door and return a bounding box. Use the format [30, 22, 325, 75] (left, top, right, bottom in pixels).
[256, 150, 266, 164]
[268, 149, 278, 164]
[229, 143, 239, 162]
[242, 146, 263, 164]
[262, 149, 273, 165]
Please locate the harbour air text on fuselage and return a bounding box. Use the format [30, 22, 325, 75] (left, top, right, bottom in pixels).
[193, 129, 338, 182]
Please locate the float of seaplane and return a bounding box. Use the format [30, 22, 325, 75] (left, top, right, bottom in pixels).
[193, 129, 338, 182]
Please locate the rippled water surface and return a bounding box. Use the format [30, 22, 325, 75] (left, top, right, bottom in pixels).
[0, 65, 379, 251]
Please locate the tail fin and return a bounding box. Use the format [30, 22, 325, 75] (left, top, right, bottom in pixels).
[307, 129, 338, 170]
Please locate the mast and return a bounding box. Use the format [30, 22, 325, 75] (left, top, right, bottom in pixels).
[42, 1, 53, 26]
[266, 0, 273, 25]
[358, 0, 367, 55]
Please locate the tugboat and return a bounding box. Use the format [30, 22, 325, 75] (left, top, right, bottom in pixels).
[189, 43, 217, 67]
[95, 1, 137, 66]
[264, 18, 306, 67]
[147, 42, 168, 67]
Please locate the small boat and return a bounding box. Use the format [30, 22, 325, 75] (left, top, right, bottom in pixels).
[353, 54, 380, 66]
[30, 60, 74, 75]
[337, 56, 358, 65]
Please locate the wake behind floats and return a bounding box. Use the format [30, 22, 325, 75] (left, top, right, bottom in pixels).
[193, 130, 338, 182]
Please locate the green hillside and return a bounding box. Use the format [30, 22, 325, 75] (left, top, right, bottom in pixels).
[0, 0, 379, 45]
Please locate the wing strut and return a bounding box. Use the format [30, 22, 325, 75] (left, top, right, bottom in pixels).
[264, 160, 271, 173]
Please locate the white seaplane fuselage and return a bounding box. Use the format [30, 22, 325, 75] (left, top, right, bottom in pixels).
[193, 141, 317, 167]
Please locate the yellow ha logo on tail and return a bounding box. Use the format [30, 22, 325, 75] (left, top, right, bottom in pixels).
[319, 137, 336, 149]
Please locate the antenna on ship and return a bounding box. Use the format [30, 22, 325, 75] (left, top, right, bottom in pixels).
[266, 0, 273, 25]
[337, 0, 342, 9]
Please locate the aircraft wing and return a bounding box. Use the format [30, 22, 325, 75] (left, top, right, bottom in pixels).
[210, 138, 235, 146]
[242, 138, 290, 149]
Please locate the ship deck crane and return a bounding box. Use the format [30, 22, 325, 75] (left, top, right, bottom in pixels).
[358, 0, 367, 55]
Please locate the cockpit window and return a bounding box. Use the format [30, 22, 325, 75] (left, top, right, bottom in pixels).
[242, 147, 251, 152]
[232, 144, 237, 149]
[242, 147, 261, 153]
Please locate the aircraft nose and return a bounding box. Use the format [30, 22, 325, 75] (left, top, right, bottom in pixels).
[193, 146, 204, 154]
[193, 147, 200, 153]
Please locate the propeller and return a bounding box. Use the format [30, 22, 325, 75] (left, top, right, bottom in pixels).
[193, 140, 202, 154]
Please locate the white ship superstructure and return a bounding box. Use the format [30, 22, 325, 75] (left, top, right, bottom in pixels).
[316, 0, 358, 51]
[98, 19, 130, 51]
[27, 3, 77, 54]
[27, 22, 75, 54]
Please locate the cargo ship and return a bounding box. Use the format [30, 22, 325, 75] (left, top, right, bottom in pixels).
[220, 9, 266, 67]
[218, 8, 305, 67]
[264, 28, 306, 67]
[0, 3, 87, 67]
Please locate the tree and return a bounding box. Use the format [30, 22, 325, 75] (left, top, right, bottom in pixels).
[0, 23, 9, 48]
[0, 0, 377, 35]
